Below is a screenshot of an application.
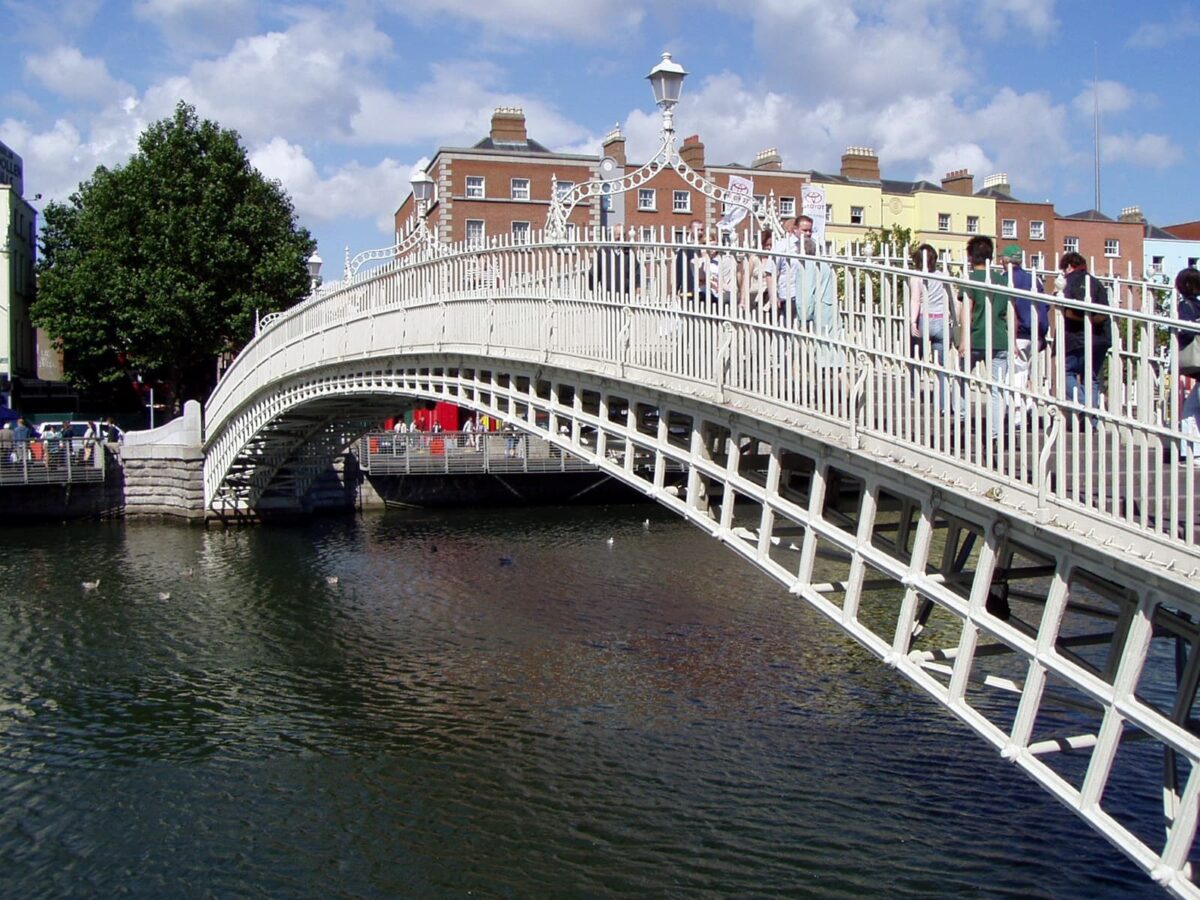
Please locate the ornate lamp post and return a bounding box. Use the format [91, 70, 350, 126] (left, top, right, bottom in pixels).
[546, 52, 781, 240]
[646, 51, 687, 139]
[306, 251, 323, 295]
[411, 170, 435, 218]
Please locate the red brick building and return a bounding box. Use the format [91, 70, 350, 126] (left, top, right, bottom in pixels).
[975, 174, 1056, 270]
[395, 108, 599, 245]
[1054, 208, 1144, 278]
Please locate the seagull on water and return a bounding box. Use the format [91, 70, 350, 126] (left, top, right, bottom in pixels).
[81, 579, 100, 591]
[606, 536, 614, 547]
[158, 591, 171, 601]
[325, 575, 339, 585]
[642, 519, 650, 530]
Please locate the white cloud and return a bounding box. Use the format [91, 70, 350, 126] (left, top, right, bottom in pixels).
[390, 0, 645, 41]
[1101, 132, 1183, 169]
[140, 11, 393, 141]
[0, 115, 137, 202]
[736, 0, 971, 105]
[133, 0, 261, 55]
[250, 137, 415, 236]
[976, 0, 1059, 40]
[1071, 80, 1146, 118]
[24, 46, 133, 105]
[348, 60, 592, 150]
[1127, 8, 1200, 47]
[4, 0, 102, 45]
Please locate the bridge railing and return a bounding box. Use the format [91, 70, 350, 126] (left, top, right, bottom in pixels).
[208, 228, 1200, 552]
[358, 430, 600, 475]
[0, 438, 108, 487]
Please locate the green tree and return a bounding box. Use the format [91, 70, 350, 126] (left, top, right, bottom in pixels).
[34, 101, 314, 408]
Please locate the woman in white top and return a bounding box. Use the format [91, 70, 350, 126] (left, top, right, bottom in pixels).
[908, 244, 959, 413]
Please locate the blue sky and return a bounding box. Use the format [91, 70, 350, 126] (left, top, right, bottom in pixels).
[2, 0, 1196, 280]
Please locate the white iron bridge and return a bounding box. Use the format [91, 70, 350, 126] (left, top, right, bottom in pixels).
[205, 230, 1200, 895]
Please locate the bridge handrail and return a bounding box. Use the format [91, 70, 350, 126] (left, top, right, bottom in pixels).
[206, 228, 1200, 557]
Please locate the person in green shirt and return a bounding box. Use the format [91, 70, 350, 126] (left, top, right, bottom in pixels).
[958, 235, 1011, 440]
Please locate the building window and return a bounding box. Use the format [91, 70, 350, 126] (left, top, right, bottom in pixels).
[510, 178, 530, 201]
[937, 213, 950, 232]
[1001, 219, 1017, 239]
[638, 188, 656, 211]
[465, 176, 485, 199]
[640, 226, 655, 241]
[1029, 253, 1044, 270]
[850, 206, 865, 225]
[672, 190, 691, 213]
[511, 221, 530, 242]
[825, 204, 833, 223]
[1150, 255, 1164, 274]
[1029, 220, 1045, 240]
[780, 197, 796, 216]
[564, 223, 578, 240]
[1104, 238, 1120, 257]
[672, 226, 688, 242]
[556, 180, 574, 200]
[1063, 235, 1079, 254]
[466, 219, 485, 247]
[966, 216, 980, 234]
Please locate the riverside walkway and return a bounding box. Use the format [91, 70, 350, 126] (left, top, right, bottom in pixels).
[202, 228, 1200, 896]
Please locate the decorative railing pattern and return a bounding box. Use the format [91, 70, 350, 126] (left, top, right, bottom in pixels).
[208, 229, 1200, 561]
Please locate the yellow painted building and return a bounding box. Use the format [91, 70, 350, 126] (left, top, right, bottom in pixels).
[810, 148, 998, 259]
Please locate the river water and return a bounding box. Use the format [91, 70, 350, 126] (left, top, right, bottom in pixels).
[0, 506, 1157, 897]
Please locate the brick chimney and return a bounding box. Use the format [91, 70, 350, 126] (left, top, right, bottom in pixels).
[490, 107, 527, 144]
[752, 148, 782, 171]
[840, 146, 880, 181]
[981, 173, 1012, 197]
[941, 169, 974, 196]
[1119, 205, 1146, 224]
[680, 134, 705, 169]
[602, 124, 626, 167]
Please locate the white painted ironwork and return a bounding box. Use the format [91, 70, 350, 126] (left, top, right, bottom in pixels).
[343, 215, 443, 280]
[546, 50, 784, 240]
[203, 228, 1200, 895]
[546, 130, 785, 240]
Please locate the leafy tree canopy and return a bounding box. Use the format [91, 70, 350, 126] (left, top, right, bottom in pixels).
[34, 101, 315, 406]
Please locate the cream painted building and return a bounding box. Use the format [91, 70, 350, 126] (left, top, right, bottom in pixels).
[811, 148, 998, 259]
[1, 172, 38, 396]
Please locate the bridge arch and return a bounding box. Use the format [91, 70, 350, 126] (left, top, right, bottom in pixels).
[204, 232, 1200, 894]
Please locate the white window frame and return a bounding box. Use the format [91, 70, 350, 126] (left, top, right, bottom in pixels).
[672, 190, 691, 213]
[640, 226, 655, 242]
[825, 204, 833, 223]
[556, 180, 574, 200]
[1030, 253, 1045, 271]
[1104, 238, 1120, 258]
[465, 176, 485, 199]
[1001, 218, 1017, 239]
[511, 221, 531, 242]
[850, 206, 865, 226]
[966, 215, 980, 235]
[1063, 236, 1079, 254]
[638, 188, 656, 211]
[510, 178, 530, 201]
[779, 196, 796, 216]
[672, 226, 688, 243]
[937, 213, 950, 232]
[1029, 220, 1045, 240]
[466, 219, 486, 247]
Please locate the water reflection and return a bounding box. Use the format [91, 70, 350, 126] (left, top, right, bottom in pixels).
[0, 508, 1156, 896]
